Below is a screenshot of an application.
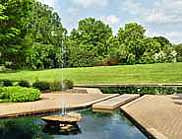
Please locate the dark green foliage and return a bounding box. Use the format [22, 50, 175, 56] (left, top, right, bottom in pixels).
[63, 80, 74, 90]
[50, 80, 74, 91]
[0, 0, 36, 69]
[0, 0, 180, 70]
[175, 44, 182, 62]
[18, 80, 30, 88]
[24, 1, 66, 69]
[100, 87, 177, 95]
[0, 87, 40, 102]
[67, 18, 112, 67]
[0, 65, 7, 72]
[66, 21, 177, 67]
[0, 0, 66, 69]
[112, 23, 176, 65]
[177, 87, 182, 94]
[0, 118, 53, 139]
[30, 2, 66, 46]
[32, 81, 50, 91]
[153, 36, 172, 47]
[0, 88, 5, 99]
[2, 80, 13, 87]
[26, 43, 62, 69]
[50, 81, 62, 91]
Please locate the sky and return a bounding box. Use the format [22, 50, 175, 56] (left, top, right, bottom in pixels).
[40, 0, 182, 44]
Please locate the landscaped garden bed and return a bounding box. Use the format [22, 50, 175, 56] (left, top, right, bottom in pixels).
[0, 87, 40, 102]
[0, 79, 74, 103]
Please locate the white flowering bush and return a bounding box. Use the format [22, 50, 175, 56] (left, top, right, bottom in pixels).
[168, 50, 177, 62]
[153, 50, 177, 63]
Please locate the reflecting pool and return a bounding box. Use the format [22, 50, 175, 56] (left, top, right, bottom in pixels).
[0, 109, 147, 139]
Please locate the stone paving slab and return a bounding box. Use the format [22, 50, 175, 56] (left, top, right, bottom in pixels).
[92, 94, 139, 112]
[121, 95, 182, 139]
[74, 87, 103, 94]
[0, 90, 118, 118]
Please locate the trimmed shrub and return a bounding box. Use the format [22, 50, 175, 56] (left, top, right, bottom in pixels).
[0, 87, 11, 99]
[18, 80, 30, 88]
[63, 80, 74, 90]
[0, 88, 5, 99]
[50, 81, 62, 91]
[0, 87, 40, 102]
[50, 80, 74, 91]
[32, 81, 50, 91]
[100, 87, 176, 95]
[2, 80, 13, 87]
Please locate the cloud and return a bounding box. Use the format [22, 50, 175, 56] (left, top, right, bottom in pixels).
[121, 0, 182, 25]
[146, 30, 182, 44]
[101, 15, 120, 25]
[72, 0, 109, 8]
[166, 31, 182, 43]
[121, 0, 182, 43]
[67, 7, 80, 16]
[39, 0, 58, 8]
[145, 0, 182, 24]
[122, 0, 146, 15]
[167, 32, 182, 38]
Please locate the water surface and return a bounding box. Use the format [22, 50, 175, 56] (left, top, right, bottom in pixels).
[0, 109, 147, 139]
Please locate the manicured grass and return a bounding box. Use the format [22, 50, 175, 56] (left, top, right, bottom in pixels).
[0, 63, 182, 85]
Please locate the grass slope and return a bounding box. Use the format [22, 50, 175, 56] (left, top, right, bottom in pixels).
[0, 63, 182, 85]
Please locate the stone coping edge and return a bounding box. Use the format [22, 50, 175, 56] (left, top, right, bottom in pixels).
[0, 94, 119, 119]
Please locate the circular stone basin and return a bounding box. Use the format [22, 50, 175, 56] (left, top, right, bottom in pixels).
[41, 112, 82, 126]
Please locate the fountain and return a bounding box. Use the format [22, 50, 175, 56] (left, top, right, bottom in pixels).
[41, 112, 82, 131]
[42, 101, 81, 127]
[41, 33, 82, 130]
[41, 0, 82, 131]
[42, 97, 81, 131]
[42, 102, 82, 134]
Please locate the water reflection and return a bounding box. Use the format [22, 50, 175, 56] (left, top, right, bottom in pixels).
[43, 124, 81, 135]
[0, 118, 52, 139]
[0, 110, 147, 139]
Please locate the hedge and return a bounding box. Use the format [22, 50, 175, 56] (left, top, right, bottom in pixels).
[0, 87, 40, 102]
[50, 80, 74, 91]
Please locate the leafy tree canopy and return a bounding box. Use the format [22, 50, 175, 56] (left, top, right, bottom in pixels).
[67, 18, 113, 67]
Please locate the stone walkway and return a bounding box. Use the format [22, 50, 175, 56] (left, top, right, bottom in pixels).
[0, 90, 117, 118]
[121, 95, 182, 139]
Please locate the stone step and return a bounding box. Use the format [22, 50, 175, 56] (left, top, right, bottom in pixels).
[92, 94, 140, 112]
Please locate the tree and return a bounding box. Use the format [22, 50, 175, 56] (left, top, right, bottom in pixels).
[115, 23, 176, 64]
[152, 36, 176, 63]
[0, 0, 66, 69]
[139, 37, 161, 64]
[67, 18, 113, 67]
[174, 44, 182, 62]
[0, 0, 178, 69]
[116, 23, 146, 64]
[153, 36, 172, 48]
[29, 2, 66, 46]
[0, 0, 36, 68]
[26, 43, 62, 69]
[0, 4, 7, 20]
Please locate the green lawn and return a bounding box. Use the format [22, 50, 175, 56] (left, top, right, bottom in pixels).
[0, 63, 182, 85]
